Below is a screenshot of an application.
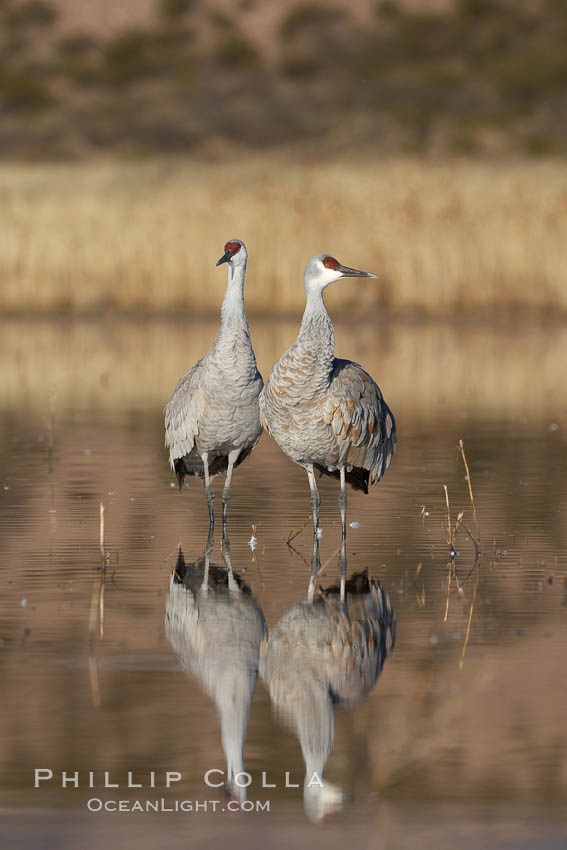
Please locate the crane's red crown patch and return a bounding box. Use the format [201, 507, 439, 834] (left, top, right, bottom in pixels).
[224, 241, 241, 254]
[323, 256, 339, 270]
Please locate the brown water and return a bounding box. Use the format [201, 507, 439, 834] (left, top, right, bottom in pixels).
[1, 318, 567, 849]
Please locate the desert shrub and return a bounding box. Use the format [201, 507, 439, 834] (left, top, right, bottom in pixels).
[56, 35, 100, 86]
[57, 34, 98, 58]
[214, 35, 259, 70]
[457, 0, 502, 19]
[158, 0, 195, 18]
[376, 1, 402, 20]
[497, 50, 567, 102]
[103, 30, 157, 85]
[281, 52, 322, 78]
[209, 10, 231, 28]
[102, 27, 192, 86]
[0, 68, 54, 110]
[280, 3, 344, 40]
[3, 0, 57, 29]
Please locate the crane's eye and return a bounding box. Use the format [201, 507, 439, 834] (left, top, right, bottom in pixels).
[323, 256, 339, 270]
[224, 241, 241, 254]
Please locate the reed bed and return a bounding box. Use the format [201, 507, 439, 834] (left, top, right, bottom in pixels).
[1, 157, 567, 316]
[2, 317, 567, 419]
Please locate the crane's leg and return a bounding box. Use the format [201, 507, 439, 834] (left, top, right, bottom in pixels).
[201, 538, 211, 596]
[339, 539, 347, 604]
[306, 466, 321, 576]
[338, 468, 349, 603]
[221, 533, 239, 593]
[221, 448, 240, 544]
[201, 453, 214, 539]
[339, 467, 348, 543]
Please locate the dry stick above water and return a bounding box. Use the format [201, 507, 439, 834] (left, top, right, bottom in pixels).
[443, 485, 453, 622]
[457, 441, 481, 669]
[441, 441, 481, 666]
[443, 486, 464, 622]
[459, 438, 480, 546]
[88, 501, 107, 707]
[286, 514, 313, 546]
[99, 502, 106, 639]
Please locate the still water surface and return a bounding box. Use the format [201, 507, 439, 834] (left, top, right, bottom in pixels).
[1, 318, 566, 848]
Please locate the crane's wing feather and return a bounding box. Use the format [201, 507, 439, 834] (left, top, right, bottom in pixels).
[164, 358, 205, 468]
[322, 359, 396, 490]
[258, 385, 268, 430]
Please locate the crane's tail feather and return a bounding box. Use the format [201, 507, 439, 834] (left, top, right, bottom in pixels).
[314, 463, 369, 494]
[174, 459, 186, 491]
[173, 546, 186, 581]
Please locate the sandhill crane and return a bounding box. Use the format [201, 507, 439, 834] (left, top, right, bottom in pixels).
[259, 253, 396, 564]
[165, 539, 266, 801]
[165, 239, 263, 538]
[260, 568, 396, 822]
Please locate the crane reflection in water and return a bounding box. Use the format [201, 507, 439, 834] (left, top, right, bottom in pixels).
[165, 532, 396, 823]
[261, 557, 396, 822]
[165, 538, 266, 802]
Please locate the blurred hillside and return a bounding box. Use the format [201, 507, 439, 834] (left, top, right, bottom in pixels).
[1, 0, 566, 157]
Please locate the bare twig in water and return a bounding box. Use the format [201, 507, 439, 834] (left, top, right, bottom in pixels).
[87, 501, 109, 698]
[163, 544, 184, 569]
[99, 577, 105, 640]
[317, 543, 343, 578]
[443, 485, 453, 548]
[444, 560, 452, 622]
[286, 537, 343, 579]
[459, 551, 482, 587]
[440, 444, 482, 664]
[414, 563, 426, 606]
[460, 559, 480, 669]
[98, 501, 107, 639]
[285, 514, 312, 546]
[459, 439, 480, 545]
[88, 574, 101, 707]
[87, 650, 101, 708]
[462, 523, 481, 557]
[453, 510, 465, 541]
[442, 486, 458, 620]
[286, 539, 310, 569]
[99, 502, 105, 563]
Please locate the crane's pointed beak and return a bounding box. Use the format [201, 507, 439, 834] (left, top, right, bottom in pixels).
[338, 263, 379, 279]
[216, 250, 232, 266]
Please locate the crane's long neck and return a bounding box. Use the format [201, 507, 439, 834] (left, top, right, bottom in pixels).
[294, 288, 335, 386]
[215, 261, 256, 367]
[288, 678, 334, 787]
[218, 669, 255, 801]
[220, 262, 249, 332]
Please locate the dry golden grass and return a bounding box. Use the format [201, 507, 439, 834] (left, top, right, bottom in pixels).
[1, 156, 567, 316]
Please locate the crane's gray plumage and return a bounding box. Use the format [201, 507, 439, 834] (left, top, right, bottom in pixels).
[260, 570, 395, 822]
[259, 253, 395, 494]
[259, 253, 395, 556]
[165, 239, 263, 532]
[165, 544, 266, 801]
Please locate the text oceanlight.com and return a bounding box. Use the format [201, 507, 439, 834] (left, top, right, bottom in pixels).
[86, 799, 270, 813]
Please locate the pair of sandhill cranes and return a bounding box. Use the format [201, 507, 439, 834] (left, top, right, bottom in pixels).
[164, 239, 396, 583]
[164, 244, 396, 817]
